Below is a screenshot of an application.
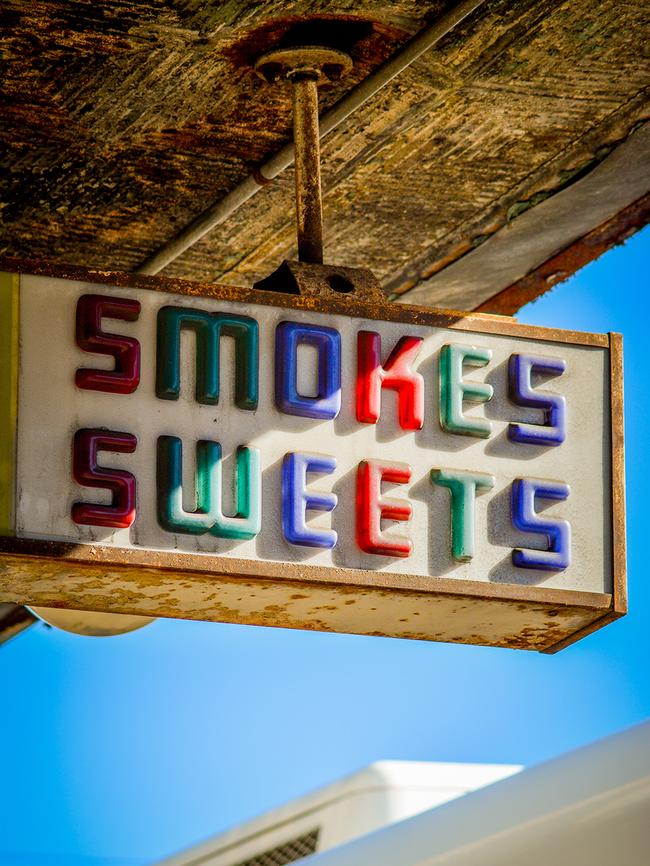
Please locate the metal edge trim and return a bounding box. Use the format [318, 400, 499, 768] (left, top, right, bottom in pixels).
[473, 192, 650, 318]
[542, 330, 628, 653]
[1, 258, 609, 347]
[0, 537, 613, 612]
[540, 609, 623, 654]
[609, 331, 627, 614]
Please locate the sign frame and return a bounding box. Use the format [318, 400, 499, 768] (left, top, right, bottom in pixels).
[0, 258, 626, 652]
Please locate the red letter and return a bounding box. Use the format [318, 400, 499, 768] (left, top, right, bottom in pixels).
[72, 429, 137, 528]
[356, 331, 424, 430]
[356, 459, 412, 557]
[75, 294, 141, 394]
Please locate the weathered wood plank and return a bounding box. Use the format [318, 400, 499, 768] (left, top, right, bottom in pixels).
[0, 1, 647, 306]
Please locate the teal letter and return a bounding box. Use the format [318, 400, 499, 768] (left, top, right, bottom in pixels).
[431, 468, 494, 561]
[210, 445, 261, 540]
[157, 436, 220, 534]
[439, 343, 493, 438]
[156, 306, 258, 408]
[157, 437, 261, 539]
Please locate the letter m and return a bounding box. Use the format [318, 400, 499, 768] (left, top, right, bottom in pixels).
[156, 306, 258, 409]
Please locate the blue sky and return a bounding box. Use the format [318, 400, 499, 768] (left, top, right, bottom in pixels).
[1, 226, 648, 866]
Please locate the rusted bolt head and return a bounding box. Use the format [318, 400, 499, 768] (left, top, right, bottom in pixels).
[254, 46, 353, 85]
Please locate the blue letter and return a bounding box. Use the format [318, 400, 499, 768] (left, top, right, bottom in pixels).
[275, 322, 341, 419]
[508, 354, 566, 446]
[282, 453, 337, 548]
[511, 478, 571, 570]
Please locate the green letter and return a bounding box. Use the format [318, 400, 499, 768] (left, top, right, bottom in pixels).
[431, 468, 494, 561]
[439, 343, 493, 438]
[157, 436, 220, 534]
[156, 306, 258, 408]
[210, 445, 261, 540]
[157, 437, 261, 539]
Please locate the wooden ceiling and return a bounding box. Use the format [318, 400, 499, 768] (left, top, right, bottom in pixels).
[1, 0, 648, 312]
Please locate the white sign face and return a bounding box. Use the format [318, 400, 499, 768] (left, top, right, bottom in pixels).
[0, 269, 625, 651]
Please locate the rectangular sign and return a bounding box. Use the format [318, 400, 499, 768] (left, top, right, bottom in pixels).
[0, 264, 626, 651]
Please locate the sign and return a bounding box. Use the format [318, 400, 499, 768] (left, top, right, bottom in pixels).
[0, 264, 626, 651]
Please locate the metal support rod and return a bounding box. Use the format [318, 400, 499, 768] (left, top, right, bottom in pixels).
[292, 74, 324, 264]
[135, 0, 488, 275]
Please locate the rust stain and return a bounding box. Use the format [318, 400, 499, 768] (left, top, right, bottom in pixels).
[0, 539, 609, 651]
[222, 14, 407, 75]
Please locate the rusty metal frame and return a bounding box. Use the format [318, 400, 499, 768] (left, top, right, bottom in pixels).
[0, 538, 614, 650]
[475, 192, 650, 317]
[541, 330, 627, 653]
[0, 256, 610, 346]
[0, 257, 626, 652]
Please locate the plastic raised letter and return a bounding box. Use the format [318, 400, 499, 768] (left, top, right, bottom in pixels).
[431, 469, 495, 561]
[157, 438, 261, 539]
[157, 436, 220, 534]
[210, 445, 261, 540]
[511, 478, 571, 570]
[75, 294, 141, 394]
[439, 343, 493, 438]
[508, 354, 567, 446]
[356, 459, 412, 557]
[156, 307, 258, 408]
[275, 322, 341, 420]
[282, 452, 337, 548]
[356, 331, 424, 430]
[72, 428, 137, 528]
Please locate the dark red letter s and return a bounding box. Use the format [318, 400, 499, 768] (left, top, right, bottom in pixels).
[72, 429, 137, 528]
[75, 294, 141, 394]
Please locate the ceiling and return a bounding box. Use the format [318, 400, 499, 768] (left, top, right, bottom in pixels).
[0, 0, 648, 313]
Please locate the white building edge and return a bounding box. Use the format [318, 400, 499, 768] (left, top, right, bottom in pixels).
[157, 721, 650, 866]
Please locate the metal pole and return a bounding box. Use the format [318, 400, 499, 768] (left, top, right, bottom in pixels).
[135, 0, 488, 275]
[291, 73, 324, 264]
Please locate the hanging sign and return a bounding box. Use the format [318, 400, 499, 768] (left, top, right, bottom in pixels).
[0, 264, 626, 651]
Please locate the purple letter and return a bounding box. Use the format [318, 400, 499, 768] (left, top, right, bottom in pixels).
[508, 354, 566, 446]
[511, 478, 570, 570]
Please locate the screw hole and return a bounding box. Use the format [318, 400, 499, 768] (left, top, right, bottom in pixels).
[327, 274, 354, 293]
